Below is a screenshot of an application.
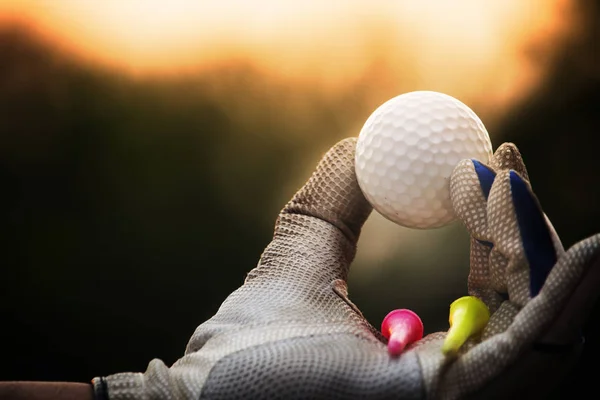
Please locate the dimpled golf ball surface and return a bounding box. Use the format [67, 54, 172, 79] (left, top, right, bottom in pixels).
[355, 91, 493, 229]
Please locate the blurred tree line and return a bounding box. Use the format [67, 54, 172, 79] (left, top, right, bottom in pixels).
[0, 1, 599, 396]
[0, 25, 369, 380]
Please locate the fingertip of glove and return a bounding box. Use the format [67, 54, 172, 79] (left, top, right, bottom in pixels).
[491, 143, 529, 179]
[337, 136, 358, 148]
[282, 137, 371, 242]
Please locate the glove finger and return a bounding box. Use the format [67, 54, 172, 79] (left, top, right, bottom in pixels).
[449, 142, 532, 310]
[451, 159, 505, 310]
[487, 169, 562, 306]
[509, 171, 561, 296]
[450, 142, 529, 241]
[246, 137, 372, 284]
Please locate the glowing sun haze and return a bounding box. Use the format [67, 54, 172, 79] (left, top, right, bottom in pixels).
[1, 0, 575, 105]
[0, 0, 580, 268]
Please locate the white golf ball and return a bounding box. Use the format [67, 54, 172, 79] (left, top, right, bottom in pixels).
[355, 91, 493, 229]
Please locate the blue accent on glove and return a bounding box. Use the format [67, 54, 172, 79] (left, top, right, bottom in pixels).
[476, 239, 494, 248]
[473, 160, 496, 249]
[472, 160, 495, 200]
[509, 171, 557, 296]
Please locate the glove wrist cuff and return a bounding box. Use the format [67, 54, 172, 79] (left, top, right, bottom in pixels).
[92, 377, 109, 400]
[92, 373, 144, 400]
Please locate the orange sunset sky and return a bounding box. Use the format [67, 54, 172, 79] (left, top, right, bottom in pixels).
[0, 0, 577, 108]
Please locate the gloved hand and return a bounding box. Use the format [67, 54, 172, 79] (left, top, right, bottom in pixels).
[87, 138, 600, 400]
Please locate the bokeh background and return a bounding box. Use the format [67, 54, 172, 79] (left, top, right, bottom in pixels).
[1, 0, 599, 395]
